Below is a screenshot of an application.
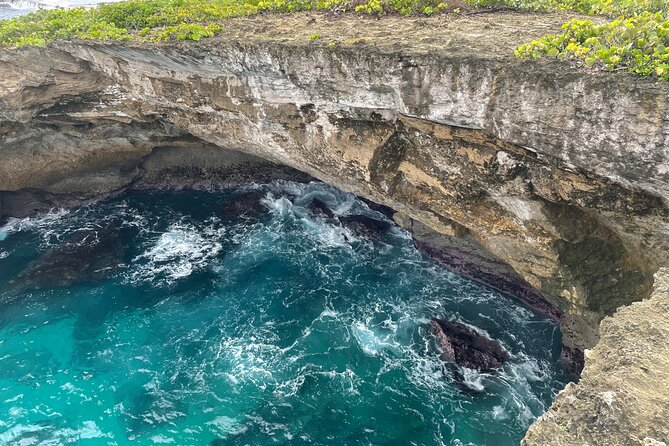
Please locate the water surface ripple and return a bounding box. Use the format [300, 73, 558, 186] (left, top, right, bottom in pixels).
[0, 181, 568, 445]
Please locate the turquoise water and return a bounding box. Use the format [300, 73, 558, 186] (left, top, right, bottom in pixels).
[0, 181, 569, 446]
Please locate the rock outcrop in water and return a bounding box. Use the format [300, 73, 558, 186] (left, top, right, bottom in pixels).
[339, 215, 391, 240]
[0, 11, 668, 443]
[11, 223, 125, 292]
[431, 319, 509, 372]
[221, 190, 269, 221]
[308, 198, 335, 219]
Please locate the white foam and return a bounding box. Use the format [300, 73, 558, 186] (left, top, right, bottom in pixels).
[206, 415, 240, 435]
[0, 209, 69, 242]
[0, 424, 41, 445]
[150, 435, 176, 444]
[461, 368, 486, 392]
[351, 321, 397, 357]
[128, 222, 225, 285]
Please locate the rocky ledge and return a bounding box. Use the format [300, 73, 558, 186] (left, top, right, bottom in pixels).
[0, 11, 668, 444]
[523, 268, 669, 445]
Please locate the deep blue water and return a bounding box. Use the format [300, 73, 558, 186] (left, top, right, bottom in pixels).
[0, 181, 569, 445]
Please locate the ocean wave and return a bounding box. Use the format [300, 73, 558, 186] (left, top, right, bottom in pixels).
[127, 222, 225, 286]
[0, 209, 69, 242]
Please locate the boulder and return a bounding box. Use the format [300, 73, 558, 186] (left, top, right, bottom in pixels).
[431, 319, 509, 372]
[339, 215, 391, 240]
[307, 197, 335, 218]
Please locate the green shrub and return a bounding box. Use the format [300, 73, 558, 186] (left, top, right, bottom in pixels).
[0, 0, 460, 47]
[0, 0, 320, 47]
[515, 12, 669, 80]
[354, 0, 447, 15]
[469, 0, 668, 16]
[152, 23, 223, 41]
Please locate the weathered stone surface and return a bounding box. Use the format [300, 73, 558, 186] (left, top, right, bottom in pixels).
[221, 190, 269, 221]
[523, 268, 669, 446]
[308, 197, 335, 219]
[431, 319, 510, 372]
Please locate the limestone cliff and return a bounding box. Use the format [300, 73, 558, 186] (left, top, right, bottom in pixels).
[0, 11, 668, 442]
[523, 267, 669, 445]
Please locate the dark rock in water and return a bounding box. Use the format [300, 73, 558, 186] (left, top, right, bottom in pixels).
[12, 222, 126, 291]
[431, 319, 509, 372]
[339, 215, 391, 240]
[308, 197, 334, 218]
[221, 190, 268, 220]
[358, 196, 395, 219]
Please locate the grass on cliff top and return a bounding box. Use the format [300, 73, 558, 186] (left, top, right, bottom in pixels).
[0, 0, 667, 81]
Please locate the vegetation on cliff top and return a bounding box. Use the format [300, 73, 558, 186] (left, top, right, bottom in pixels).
[0, 0, 666, 80]
[0, 0, 447, 46]
[516, 13, 669, 80]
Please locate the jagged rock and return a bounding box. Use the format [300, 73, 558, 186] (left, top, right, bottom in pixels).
[12, 222, 125, 291]
[523, 268, 669, 445]
[221, 190, 268, 220]
[358, 196, 395, 219]
[431, 319, 509, 372]
[339, 215, 391, 240]
[307, 197, 334, 218]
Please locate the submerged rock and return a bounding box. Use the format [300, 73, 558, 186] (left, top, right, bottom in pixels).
[431, 319, 509, 372]
[339, 215, 391, 240]
[307, 197, 335, 218]
[12, 222, 125, 291]
[220, 190, 268, 220]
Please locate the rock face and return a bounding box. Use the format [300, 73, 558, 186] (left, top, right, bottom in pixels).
[0, 12, 668, 442]
[523, 268, 669, 445]
[431, 319, 509, 372]
[308, 198, 335, 219]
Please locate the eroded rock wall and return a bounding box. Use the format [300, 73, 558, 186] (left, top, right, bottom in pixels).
[1, 13, 668, 366]
[523, 268, 669, 445]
